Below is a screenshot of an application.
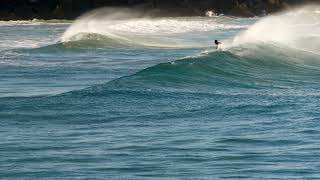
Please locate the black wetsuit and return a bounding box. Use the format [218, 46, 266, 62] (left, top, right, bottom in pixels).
[215, 40, 221, 49]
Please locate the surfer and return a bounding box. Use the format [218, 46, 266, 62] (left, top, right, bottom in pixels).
[215, 40, 221, 49]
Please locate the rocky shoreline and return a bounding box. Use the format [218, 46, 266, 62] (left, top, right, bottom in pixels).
[0, 0, 318, 20]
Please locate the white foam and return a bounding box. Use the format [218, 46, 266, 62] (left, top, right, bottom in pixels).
[61, 7, 248, 48]
[103, 18, 244, 34]
[0, 19, 69, 50]
[222, 5, 320, 54]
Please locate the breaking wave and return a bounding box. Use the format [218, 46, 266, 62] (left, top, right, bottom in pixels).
[59, 5, 320, 96]
[222, 5, 320, 54]
[3, 5, 320, 97]
[60, 7, 248, 48]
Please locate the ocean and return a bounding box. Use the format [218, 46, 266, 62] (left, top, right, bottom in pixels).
[1, 6, 320, 179]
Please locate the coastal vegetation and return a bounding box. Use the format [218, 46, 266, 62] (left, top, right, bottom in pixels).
[0, 0, 318, 20]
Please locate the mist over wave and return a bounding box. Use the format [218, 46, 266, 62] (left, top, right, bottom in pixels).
[223, 5, 320, 54]
[61, 7, 248, 48]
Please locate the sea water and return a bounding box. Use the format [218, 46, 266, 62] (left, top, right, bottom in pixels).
[1, 6, 320, 179]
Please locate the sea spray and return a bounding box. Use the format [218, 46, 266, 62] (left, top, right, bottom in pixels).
[61, 7, 247, 48]
[222, 5, 320, 54]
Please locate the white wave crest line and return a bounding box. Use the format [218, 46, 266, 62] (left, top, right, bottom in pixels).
[60, 7, 249, 48]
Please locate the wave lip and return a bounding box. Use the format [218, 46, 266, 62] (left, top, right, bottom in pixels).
[60, 33, 137, 48]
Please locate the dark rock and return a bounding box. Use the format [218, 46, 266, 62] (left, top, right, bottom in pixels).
[0, 0, 319, 20]
[230, 2, 256, 17]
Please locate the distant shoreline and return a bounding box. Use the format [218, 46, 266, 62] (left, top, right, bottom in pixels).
[0, 0, 318, 21]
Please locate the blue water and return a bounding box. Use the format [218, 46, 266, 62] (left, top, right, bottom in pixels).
[1, 10, 320, 179]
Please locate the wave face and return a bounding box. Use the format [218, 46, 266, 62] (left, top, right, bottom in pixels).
[2, 5, 320, 180]
[70, 43, 320, 97]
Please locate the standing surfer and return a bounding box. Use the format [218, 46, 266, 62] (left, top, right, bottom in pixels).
[215, 40, 221, 49]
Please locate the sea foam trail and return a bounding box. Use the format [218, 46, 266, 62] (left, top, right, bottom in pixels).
[61, 7, 247, 48]
[222, 5, 320, 54]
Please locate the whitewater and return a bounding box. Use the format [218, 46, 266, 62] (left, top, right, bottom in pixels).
[1, 5, 320, 179]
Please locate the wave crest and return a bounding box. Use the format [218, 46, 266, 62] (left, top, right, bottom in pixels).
[61, 7, 247, 48]
[223, 5, 320, 54]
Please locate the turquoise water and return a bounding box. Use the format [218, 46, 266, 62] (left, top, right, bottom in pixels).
[1, 7, 320, 179]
